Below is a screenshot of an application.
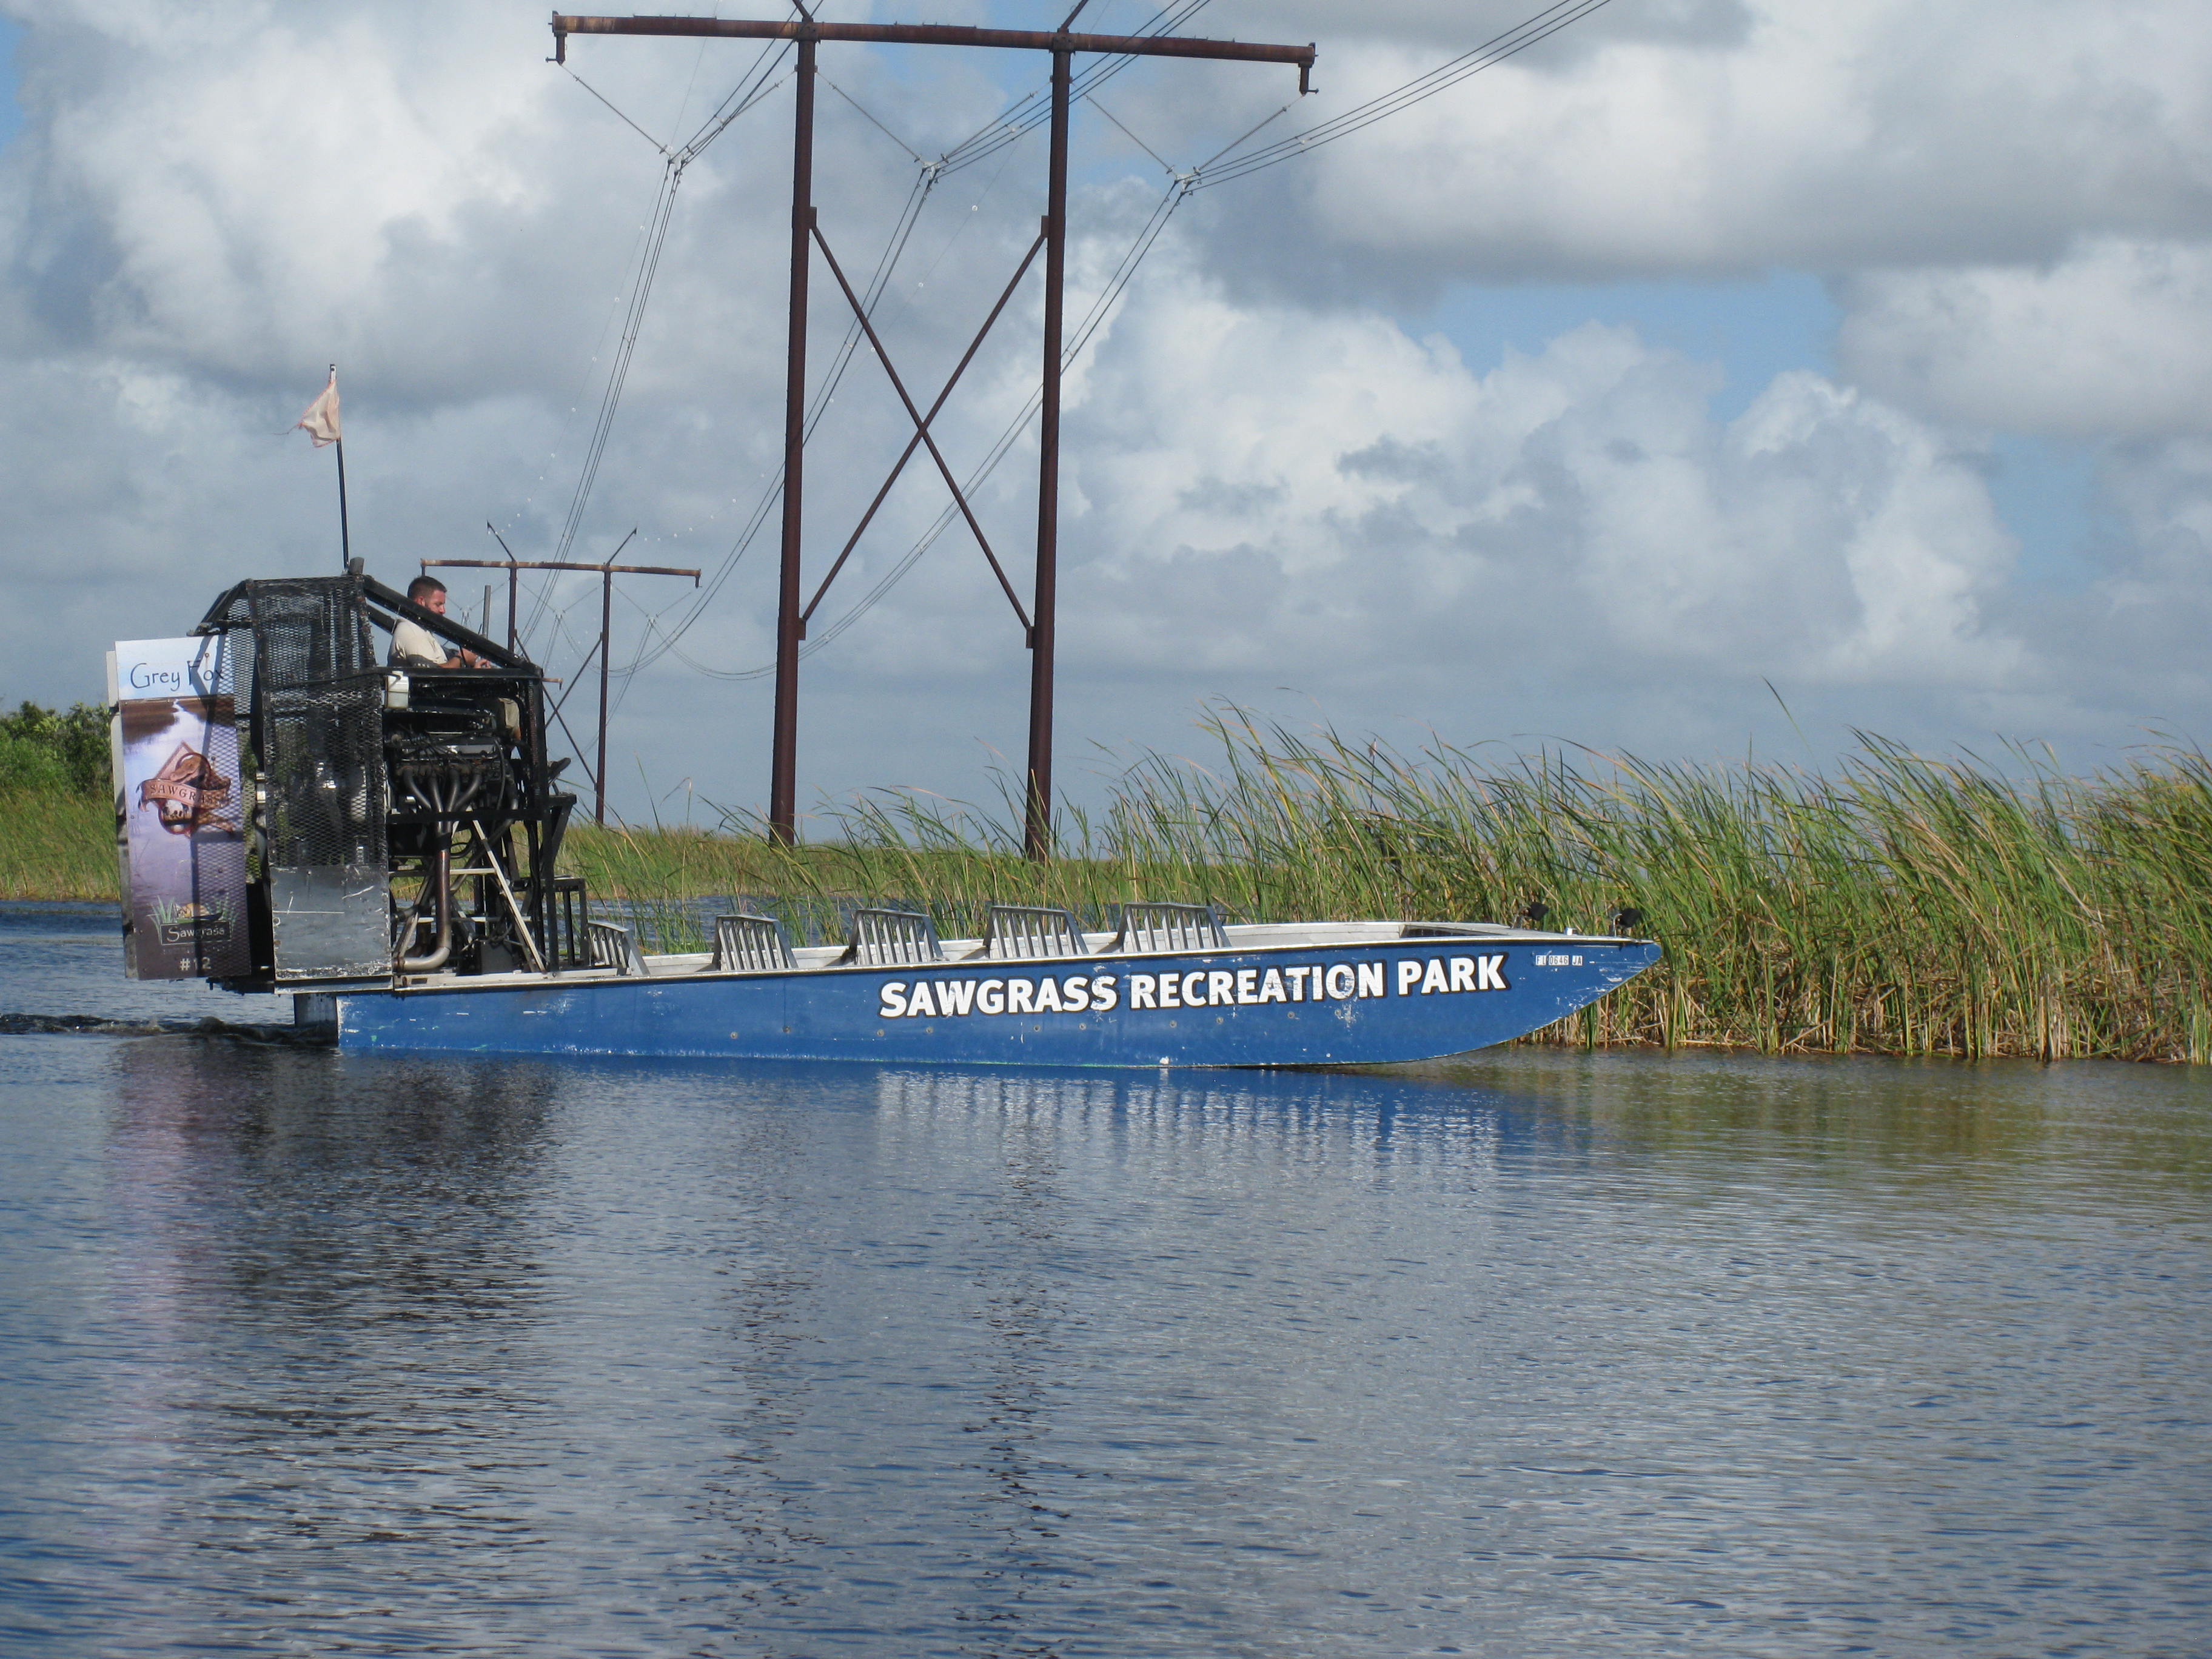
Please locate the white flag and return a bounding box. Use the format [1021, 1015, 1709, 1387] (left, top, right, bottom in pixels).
[295, 369, 342, 447]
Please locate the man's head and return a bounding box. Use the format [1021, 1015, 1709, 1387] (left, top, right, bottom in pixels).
[407, 575, 449, 616]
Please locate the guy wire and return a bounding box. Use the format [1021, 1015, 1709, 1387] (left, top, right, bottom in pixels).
[567, 0, 1626, 680]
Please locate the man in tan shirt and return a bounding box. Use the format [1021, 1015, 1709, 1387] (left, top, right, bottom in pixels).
[390, 576, 488, 668]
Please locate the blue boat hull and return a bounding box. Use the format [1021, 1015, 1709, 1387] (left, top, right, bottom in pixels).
[335, 937, 1660, 1068]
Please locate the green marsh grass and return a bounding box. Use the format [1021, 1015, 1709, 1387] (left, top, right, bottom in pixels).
[0, 699, 119, 900]
[10, 708, 2211, 1061]
[0, 789, 115, 900]
[656, 709, 2212, 1064]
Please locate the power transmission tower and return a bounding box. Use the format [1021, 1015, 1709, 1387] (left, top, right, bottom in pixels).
[551, 12, 1313, 856]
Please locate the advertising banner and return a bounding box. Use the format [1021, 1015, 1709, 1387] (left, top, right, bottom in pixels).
[109, 637, 252, 980]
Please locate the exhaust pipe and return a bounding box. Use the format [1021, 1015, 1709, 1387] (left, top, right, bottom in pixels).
[398, 844, 455, 973]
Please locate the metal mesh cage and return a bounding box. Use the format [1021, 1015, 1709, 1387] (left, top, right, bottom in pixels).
[246, 578, 387, 872]
[1105, 901, 1227, 955]
[195, 582, 256, 635]
[976, 904, 1088, 960]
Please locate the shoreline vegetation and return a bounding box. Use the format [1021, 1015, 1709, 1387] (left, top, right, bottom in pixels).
[1, 702, 115, 902]
[9, 703, 2210, 1063]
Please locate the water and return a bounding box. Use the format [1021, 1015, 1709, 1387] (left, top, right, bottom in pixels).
[2, 904, 2208, 1657]
[0, 903, 290, 1025]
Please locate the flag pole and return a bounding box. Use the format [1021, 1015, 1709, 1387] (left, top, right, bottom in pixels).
[330, 364, 352, 571]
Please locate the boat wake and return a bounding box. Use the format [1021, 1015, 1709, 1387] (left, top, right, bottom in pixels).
[0, 1011, 327, 1046]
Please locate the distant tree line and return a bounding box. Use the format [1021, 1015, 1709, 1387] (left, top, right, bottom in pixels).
[0, 702, 110, 794]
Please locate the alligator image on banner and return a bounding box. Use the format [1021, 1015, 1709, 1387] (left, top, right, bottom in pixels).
[137, 741, 234, 835]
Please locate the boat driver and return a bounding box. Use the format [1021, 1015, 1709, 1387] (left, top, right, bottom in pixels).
[390, 575, 488, 669]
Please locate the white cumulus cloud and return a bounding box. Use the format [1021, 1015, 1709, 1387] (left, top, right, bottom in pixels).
[1837, 240, 2212, 440]
[0, 0, 2207, 812]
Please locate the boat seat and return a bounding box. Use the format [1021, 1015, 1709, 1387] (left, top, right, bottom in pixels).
[1105, 900, 1227, 955]
[588, 919, 647, 977]
[713, 913, 796, 973]
[973, 904, 1088, 960]
[838, 908, 944, 967]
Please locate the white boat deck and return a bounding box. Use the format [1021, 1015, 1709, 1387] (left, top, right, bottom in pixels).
[384, 919, 1635, 993]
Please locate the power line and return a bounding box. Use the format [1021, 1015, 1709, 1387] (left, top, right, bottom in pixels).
[560, 64, 672, 155]
[681, 38, 794, 155]
[821, 69, 929, 164]
[611, 6, 1225, 674]
[933, 1, 1212, 176]
[614, 165, 943, 675]
[654, 179, 1190, 679]
[1191, 0, 1619, 190]
[1088, 95, 1175, 176]
[661, 0, 1627, 672]
[558, 0, 1624, 685]
[551, 159, 680, 566]
[545, 1, 1212, 667]
[528, 46, 802, 643]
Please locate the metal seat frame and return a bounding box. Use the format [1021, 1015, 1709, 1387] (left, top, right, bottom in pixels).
[1102, 900, 1227, 956]
[712, 913, 797, 974]
[837, 908, 945, 967]
[971, 903, 1088, 961]
[588, 919, 648, 977]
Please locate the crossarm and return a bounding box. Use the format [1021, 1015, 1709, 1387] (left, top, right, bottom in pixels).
[552, 16, 1315, 87]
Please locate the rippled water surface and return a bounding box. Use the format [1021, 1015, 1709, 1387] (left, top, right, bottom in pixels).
[2, 903, 2209, 1656]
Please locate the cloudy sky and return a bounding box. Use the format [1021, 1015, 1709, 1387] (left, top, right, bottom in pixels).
[2, 1, 2207, 828]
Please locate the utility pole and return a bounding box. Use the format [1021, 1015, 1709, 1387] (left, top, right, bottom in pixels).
[770, 33, 816, 848]
[598, 561, 614, 826]
[485, 523, 523, 652]
[424, 555, 700, 825]
[550, 13, 1314, 856]
[1025, 45, 1071, 860]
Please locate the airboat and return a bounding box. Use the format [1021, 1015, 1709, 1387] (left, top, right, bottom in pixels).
[104, 568, 1654, 1067]
[106, 12, 1660, 1066]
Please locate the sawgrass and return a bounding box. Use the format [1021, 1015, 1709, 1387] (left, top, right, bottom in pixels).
[561, 819, 789, 902]
[602, 708, 2212, 1063]
[0, 789, 116, 900]
[12, 706, 2212, 1062]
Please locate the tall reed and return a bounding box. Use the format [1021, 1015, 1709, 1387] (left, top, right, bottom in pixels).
[685, 709, 2212, 1064]
[0, 790, 115, 900]
[12, 708, 2210, 1062]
